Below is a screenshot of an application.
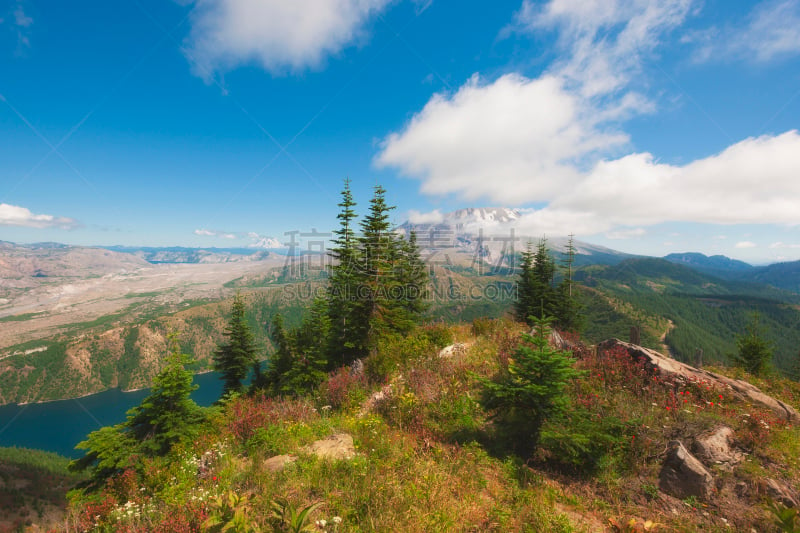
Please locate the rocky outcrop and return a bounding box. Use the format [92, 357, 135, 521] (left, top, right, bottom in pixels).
[438, 343, 468, 358]
[764, 478, 798, 508]
[263, 454, 297, 472]
[691, 426, 742, 469]
[302, 433, 356, 461]
[598, 339, 800, 424]
[659, 441, 715, 500]
[262, 433, 356, 472]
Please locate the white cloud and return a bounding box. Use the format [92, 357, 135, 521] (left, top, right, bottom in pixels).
[378, 0, 800, 238]
[407, 209, 444, 225]
[735, 241, 757, 249]
[549, 131, 800, 230]
[686, 0, 800, 63]
[377, 0, 693, 209]
[0, 203, 79, 229]
[183, 0, 392, 77]
[606, 228, 646, 240]
[770, 241, 800, 249]
[5, 0, 33, 51]
[376, 73, 628, 204]
[194, 228, 216, 236]
[514, 0, 692, 98]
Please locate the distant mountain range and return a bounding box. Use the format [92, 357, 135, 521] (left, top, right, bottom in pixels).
[663, 252, 800, 294]
[4, 205, 800, 293]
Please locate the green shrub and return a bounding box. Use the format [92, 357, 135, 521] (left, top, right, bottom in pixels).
[477, 316, 580, 457]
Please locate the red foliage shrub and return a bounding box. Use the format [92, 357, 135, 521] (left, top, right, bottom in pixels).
[224, 394, 317, 441]
[321, 366, 367, 409]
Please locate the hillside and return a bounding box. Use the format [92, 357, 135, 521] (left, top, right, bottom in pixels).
[0, 267, 514, 405]
[0, 446, 86, 532]
[745, 260, 800, 294]
[576, 258, 800, 372]
[58, 319, 800, 532]
[663, 252, 754, 279]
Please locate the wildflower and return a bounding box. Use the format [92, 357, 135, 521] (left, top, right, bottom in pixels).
[333, 516, 343, 524]
[316, 519, 328, 527]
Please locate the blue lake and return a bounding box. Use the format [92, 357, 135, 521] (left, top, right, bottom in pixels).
[0, 372, 225, 458]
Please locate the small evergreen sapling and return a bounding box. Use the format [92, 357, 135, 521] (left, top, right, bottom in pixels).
[478, 316, 580, 457]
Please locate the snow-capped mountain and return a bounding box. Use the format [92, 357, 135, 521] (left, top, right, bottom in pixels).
[248, 237, 284, 249]
[398, 208, 634, 268]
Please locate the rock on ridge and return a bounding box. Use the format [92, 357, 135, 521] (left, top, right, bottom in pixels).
[597, 338, 800, 424]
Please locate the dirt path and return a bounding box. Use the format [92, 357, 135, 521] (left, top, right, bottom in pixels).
[659, 319, 675, 356]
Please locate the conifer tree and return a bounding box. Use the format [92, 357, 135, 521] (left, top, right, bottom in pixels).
[327, 179, 367, 365]
[478, 316, 579, 457]
[70, 334, 202, 485]
[516, 238, 558, 325]
[262, 313, 295, 394]
[395, 230, 429, 322]
[554, 234, 583, 332]
[213, 292, 259, 397]
[282, 296, 331, 393]
[515, 242, 537, 323]
[127, 335, 202, 456]
[357, 185, 398, 344]
[732, 311, 773, 376]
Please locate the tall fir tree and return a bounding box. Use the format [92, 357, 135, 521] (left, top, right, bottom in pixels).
[554, 234, 583, 332]
[282, 296, 331, 393]
[327, 179, 367, 365]
[516, 238, 559, 325]
[357, 184, 399, 345]
[396, 230, 429, 322]
[213, 292, 259, 397]
[515, 242, 537, 323]
[261, 313, 295, 394]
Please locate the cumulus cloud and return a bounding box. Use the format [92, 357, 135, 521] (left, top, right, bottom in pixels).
[685, 0, 800, 63]
[735, 241, 757, 249]
[513, 0, 692, 98]
[770, 241, 800, 249]
[407, 209, 444, 225]
[377, 74, 628, 204]
[549, 131, 800, 229]
[376, 0, 800, 238]
[183, 0, 392, 77]
[606, 228, 647, 240]
[0, 203, 79, 229]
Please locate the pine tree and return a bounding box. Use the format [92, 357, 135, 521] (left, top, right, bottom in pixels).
[554, 234, 583, 332]
[732, 312, 773, 376]
[70, 334, 202, 485]
[282, 297, 331, 394]
[515, 242, 536, 323]
[127, 335, 202, 456]
[395, 230, 429, 322]
[262, 313, 295, 394]
[357, 185, 399, 345]
[515, 238, 558, 325]
[327, 179, 366, 365]
[213, 292, 259, 397]
[477, 316, 579, 457]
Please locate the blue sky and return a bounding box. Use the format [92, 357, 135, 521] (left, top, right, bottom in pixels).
[1, 0, 799, 264]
